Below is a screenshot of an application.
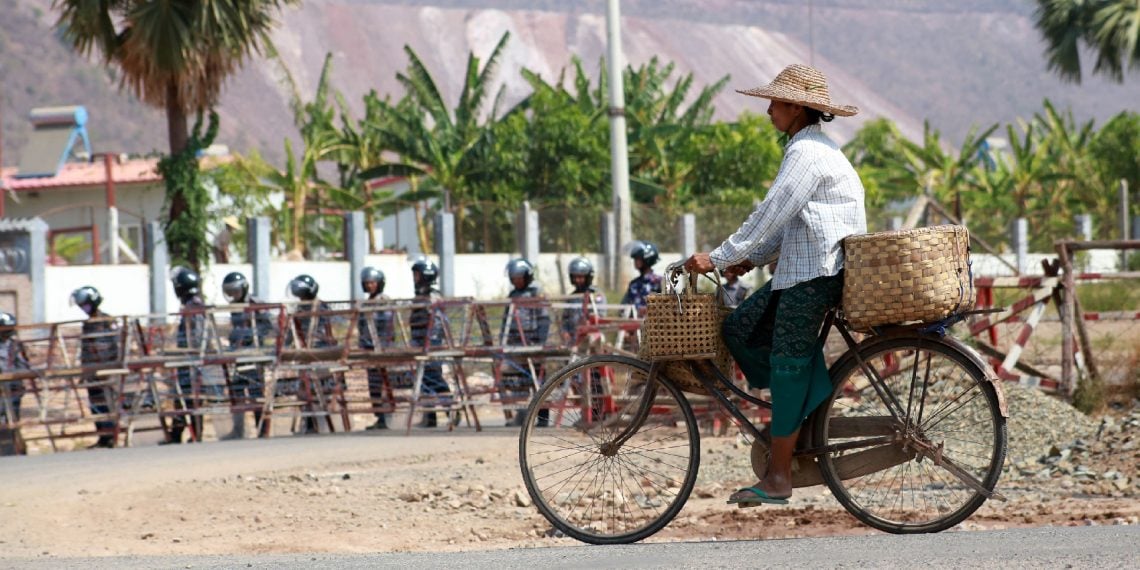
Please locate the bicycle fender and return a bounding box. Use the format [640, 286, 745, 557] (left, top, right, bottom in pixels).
[829, 332, 1009, 418]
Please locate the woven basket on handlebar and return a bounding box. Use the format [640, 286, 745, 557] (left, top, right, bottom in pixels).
[639, 271, 735, 394]
[842, 224, 976, 332]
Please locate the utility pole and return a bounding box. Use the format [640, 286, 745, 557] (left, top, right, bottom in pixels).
[606, 0, 634, 288]
[1, 92, 6, 216]
[808, 0, 815, 66]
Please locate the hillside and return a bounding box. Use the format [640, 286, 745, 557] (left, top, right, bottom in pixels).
[2, 0, 1136, 165]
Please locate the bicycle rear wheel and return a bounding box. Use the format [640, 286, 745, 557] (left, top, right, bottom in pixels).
[518, 355, 700, 544]
[814, 337, 1006, 533]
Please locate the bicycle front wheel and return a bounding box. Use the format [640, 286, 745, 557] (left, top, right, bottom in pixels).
[518, 355, 700, 544]
[815, 337, 1007, 534]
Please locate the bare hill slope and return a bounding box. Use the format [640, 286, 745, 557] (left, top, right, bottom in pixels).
[2, 0, 1135, 163]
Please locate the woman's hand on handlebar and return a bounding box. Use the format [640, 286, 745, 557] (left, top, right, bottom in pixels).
[725, 260, 755, 277]
[683, 253, 715, 274]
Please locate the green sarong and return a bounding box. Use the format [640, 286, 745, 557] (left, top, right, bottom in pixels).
[721, 273, 843, 437]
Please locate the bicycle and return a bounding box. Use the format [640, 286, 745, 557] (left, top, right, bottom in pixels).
[518, 262, 1008, 545]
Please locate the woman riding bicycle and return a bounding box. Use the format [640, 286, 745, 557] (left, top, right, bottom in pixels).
[683, 64, 867, 506]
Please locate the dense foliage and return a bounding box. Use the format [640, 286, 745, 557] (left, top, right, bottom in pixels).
[209, 34, 1139, 258]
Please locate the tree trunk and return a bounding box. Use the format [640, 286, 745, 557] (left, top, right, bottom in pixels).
[414, 202, 431, 254]
[292, 182, 307, 257]
[163, 78, 200, 269]
[410, 177, 432, 253]
[454, 204, 466, 254]
[365, 210, 376, 253]
[165, 82, 190, 221]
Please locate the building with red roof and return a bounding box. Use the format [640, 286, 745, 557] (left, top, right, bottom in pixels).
[1, 156, 165, 264]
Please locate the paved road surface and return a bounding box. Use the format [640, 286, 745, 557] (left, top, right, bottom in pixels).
[6, 525, 1136, 568]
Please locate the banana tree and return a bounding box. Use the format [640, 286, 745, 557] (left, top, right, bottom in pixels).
[359, 33, 512, 253]
[894, 122, 999, 220]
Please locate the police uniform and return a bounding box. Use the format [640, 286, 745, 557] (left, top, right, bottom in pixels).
[723, 280, 752, 307]
[80, 310, 121, 446]
[292, 299, 338, 433]
[0, 337, 29, 426]
[170, 295, 206, 442]
[501, 285, 550, 425]
[561, 287, 605, 345]
[228, 297, 273, 436]
[410, 287, 449, 426]
[620, 272, 663, 314]
[291, 300, 335, 349]
[358, 294, 395, 427]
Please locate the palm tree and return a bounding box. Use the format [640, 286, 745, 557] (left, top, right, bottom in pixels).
[53, 0, 299, 268]
[1034, 0, 1140, 82]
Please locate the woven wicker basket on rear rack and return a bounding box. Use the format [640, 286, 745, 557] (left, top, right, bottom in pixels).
[638, 271, 734, 394]
[842, 224, 976, 332]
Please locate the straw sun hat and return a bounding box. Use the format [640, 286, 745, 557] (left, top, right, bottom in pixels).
[736, 64, 858, 117]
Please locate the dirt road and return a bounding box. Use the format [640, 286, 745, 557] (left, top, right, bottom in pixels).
[1, 426, 1136, 560]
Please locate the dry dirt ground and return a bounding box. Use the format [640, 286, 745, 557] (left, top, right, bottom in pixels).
[1, 410, 1137, 560]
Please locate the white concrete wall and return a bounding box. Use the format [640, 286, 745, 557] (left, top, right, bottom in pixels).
[45, 265, 151, 322]
[971, 251, 1121, 276]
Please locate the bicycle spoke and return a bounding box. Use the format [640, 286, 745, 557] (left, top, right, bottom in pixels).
[819, 339, 1006, 533]
[520, 356, 699, 543]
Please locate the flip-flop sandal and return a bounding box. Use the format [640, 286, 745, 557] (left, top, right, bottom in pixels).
[726, 486, 790, 508]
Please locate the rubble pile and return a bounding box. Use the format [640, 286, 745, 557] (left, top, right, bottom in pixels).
[1006, 390, 1138, 497]
[1002, 383, 1100, 464]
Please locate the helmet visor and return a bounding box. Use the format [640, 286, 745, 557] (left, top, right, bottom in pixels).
[222, 281, 246, 303]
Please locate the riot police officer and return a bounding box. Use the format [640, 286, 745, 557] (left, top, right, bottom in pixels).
[287, 274, 336, 434]
[501, 259, 550, 427]
[70, 286, 121, 448]
[287, 274, 335, 348]
[222, 271, 272, 438]
[561, 258, 609, 423]
[0, 312, 29, 454]
[503, 259, 550, 344]
[722, 271, 752, 307]
[358, 266, 394, 430]
[620, 240, 663, 315]
[561, 257, 606, 343]
[166, 267, 206, 444]
[409, 257, 450, 428]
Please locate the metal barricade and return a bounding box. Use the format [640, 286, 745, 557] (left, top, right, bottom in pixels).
[0, 293, 666, 451]
[0, 319, 136, 452]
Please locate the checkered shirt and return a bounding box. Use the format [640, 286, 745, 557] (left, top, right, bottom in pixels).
[709, 124, 867, 291]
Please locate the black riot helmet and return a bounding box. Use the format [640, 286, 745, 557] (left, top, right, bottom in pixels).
[629, 241, 660, 267]
[0, 311, 16, 341]
[288, 274, 319, 301]
[70, 286, 104, 315]
[410, 256, 439, 288]
[360, 266, 386, 295]
[505, 258, 535, 287]
[567, 257, 595, 289]
[222, 272, 250, 303]
[171, 266, 201, 301]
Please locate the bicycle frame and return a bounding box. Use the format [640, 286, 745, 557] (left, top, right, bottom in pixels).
[605, 307, 1007, 501]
